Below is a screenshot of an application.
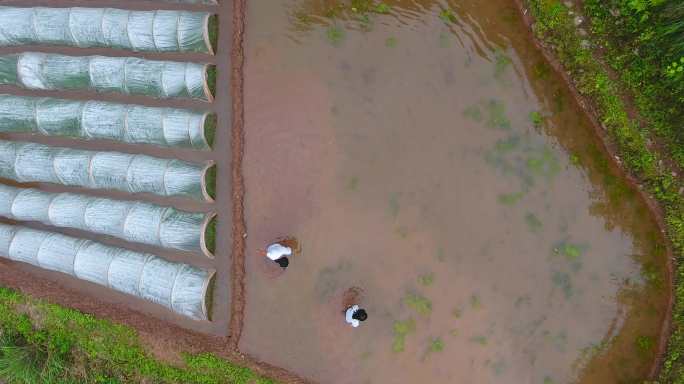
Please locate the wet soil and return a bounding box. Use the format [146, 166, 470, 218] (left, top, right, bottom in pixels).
[240, 1, 670, 383]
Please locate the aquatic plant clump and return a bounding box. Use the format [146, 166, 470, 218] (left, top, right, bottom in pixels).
[0, 7, 216, 54]
[0, 185, 215, 256]
[404, 293, 432, 316]
[0, 95, 215, 150]
[392, 318, 416, 353]
[0, 53, 214, 101]
[0, 223, 214, 320]
[0, 140, 214, 201]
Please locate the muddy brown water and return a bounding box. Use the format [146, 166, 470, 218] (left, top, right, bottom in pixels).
[0, 0, 233, 337]
[241, 1, 669, 383]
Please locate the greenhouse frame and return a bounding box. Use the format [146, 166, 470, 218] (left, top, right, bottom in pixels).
[0, 140, 215, 201]
[0, 53, 215, 101]
[0, 7, 217, 54]
[0, 94, 216, 150]
[0, 223, 214, 320]
[0, 185, 216, 256]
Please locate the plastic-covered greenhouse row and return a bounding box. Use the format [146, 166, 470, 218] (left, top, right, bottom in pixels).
[0, 140, 216, 201]
[0, 95, 216, 150]
[0, 7, 217, 54]
[0, 223, 214, 320]
[0, 53, 215, 102]
[0, 185, 216, 256]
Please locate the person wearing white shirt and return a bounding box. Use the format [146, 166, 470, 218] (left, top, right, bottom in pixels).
[345, 304, 368, 328]
[266, 243, 291, 269]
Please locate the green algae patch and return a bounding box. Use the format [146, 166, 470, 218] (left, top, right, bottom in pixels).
[463, 105, 483, 123]
[392, 318, 416, 353]
[525, 212, 543, 233]
[326, 25, 345, 45]
[439, 9, 457, 24]
[484, 99, 512, 130]
[498, 192, 525, 206]
[428, 337, 444, 353]
[404, 294, 432, 316]
[418, 273, 435, 287]
[494, 50, 513, 80]
[551, 271, 573, 299]
[470, 295, 482, 310]
[529, 111, 544, 128]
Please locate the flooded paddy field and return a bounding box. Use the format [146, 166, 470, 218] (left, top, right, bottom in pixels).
[241, 1, 670, 383]
[0, 0, 234, 336]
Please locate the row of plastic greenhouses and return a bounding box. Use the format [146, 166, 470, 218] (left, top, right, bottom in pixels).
[0, 4, 221, 321]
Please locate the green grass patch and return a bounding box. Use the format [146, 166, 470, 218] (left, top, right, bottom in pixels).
[204, 217, 216, 255]
[529, 111, 544, 127]
[205, 165, 217, 200]
[553, 242, 584, 262]
[206, 65, 217, 100]
[0, 287, 273, 384]
[207, 14, 219, 54]
[203, 113, 217, 149]
[427, 337, 444, 353]
[374, 3, 391, 14]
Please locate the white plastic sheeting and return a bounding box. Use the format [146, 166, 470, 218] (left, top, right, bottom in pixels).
[0, 95, 214, 150]
[0, 7, 215, 54]
[0, 223, 213, 320]
[0, 140, 214, 201]
[0, 185, 214, 255]
[0, 53, 213, 101]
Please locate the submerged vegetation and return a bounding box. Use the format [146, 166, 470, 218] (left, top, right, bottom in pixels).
[525, 0, 684, 381]
[0, 288, 272, 384]
[392, 318, 416, 353]
[404, 293, 432, 316]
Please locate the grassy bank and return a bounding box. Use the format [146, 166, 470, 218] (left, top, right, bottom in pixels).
[523, 0, 684, 382]
[0, 287, 272, 384]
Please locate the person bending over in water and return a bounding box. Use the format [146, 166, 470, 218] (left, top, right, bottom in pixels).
[345, 304, 368, 328]
[266, 242, 291, 269]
